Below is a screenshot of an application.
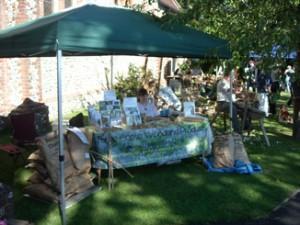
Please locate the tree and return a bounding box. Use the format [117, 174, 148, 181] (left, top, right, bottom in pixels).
[169, 0, 300, 136]
[171, 1, 299, 64]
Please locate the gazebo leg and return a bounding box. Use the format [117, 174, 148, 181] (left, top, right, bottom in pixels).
[223, 113, 227, 131]
[259, 119, 270, 146]
[96, 168, 102, 186]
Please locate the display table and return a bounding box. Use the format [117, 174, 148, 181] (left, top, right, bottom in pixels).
[92, 118, 214, 169]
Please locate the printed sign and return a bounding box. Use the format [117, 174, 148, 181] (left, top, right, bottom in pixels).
[123, 97, 142, 126]
[183, 101, 196, 117]
[158, 87, 182, 111]
[99, 100, 122, 128]
[93, 121, 213, 169]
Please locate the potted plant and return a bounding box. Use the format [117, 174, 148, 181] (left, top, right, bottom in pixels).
[179, 60, 191, 75]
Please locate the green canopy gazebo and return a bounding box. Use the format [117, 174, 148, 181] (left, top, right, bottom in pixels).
[0, 3, 231, 225]
[0, 4, 230, 58]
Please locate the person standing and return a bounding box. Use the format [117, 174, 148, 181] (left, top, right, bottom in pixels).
[256, 68, 272, 117]
[284, 65, 295, 93]
[285, 65, 296, 106]
[216, 69, 240, 133]
[244, 60, 257, 92]
[269, 66, 281, 115]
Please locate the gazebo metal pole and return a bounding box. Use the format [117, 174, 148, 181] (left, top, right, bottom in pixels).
[229, 69, 233, 133]
[56, 40, 67, 225]
[171, 58, 176, 76]
[110, 55, 114, 89]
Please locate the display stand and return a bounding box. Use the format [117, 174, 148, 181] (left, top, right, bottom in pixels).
[210, 105, 229, 132]
[240, 100, 270, 146]
[107, 132, 114, 191]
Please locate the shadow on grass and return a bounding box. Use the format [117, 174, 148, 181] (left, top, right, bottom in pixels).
[1, 108, 299, 225]
[63, 155, 299, 225]
[61, 131, 300, 225]
[0, 129, 61, 225]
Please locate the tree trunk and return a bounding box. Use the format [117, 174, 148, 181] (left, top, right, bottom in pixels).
[155, 57, 164, 97]
[125, 0, 132, 7]
[143, 56, 148, 70]
[292, 46, 300, 138]
[143, 56, 149, 78]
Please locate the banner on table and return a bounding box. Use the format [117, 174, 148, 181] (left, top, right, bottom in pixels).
[93, 121, 213, 169]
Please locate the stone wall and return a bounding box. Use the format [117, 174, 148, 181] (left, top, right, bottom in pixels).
[0, 0, 43, 114]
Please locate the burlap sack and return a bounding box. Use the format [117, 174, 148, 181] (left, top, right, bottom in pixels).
[27, 150, 44, 163]
[66, 130, 91, 173]
[25, 162, 48, 179]
[232, 133, 250, 164]
[213, 133, 250, 168]
[27, 171, 52, 187]
[24, 174, 93, 202]
[27, 171, 44, 184]
[213, 134, 235, 168]
[23, 183, 59, 203]
[73, 178, 95, 195]
[83, 126, 96, 147]
[64, 173, 94, 196]
[36, 132, 79, 191]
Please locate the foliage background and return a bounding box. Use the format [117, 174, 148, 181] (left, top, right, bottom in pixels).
[166, 0, 300, 70]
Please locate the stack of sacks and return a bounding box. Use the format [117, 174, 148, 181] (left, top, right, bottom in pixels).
[24, 149, 57, 202]
[213, 133, 250, 168]
[24, 128, 94, 202]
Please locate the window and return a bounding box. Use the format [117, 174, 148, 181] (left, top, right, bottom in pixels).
[65, 0, 72, 8]
[44, 0, 53, 16]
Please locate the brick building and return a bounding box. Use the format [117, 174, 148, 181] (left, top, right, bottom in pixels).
[0, 0, 180, 118]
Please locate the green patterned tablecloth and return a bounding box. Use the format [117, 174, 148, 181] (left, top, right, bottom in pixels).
[93, 120, 213, 169]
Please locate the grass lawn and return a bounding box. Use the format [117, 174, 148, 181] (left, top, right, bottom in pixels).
[0, 92, 300, 225]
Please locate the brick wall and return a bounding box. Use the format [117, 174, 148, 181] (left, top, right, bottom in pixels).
[0, 0, 43, 115]
[0, 0, 171, 118]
